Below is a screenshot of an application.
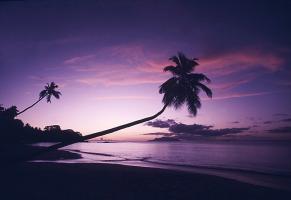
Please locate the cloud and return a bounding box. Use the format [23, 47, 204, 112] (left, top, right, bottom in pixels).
[169, 123, 213, 134]
[260, 118, 291, 125]
[143, 132, 174, 136]
[94, 95, 152, 100]
[279, 118, 291, 122]
[64, 44, 168, 86]
[132, 49, 285, 78]
[62, 44, 287, 105]
[273, 113, 289, 117]
[211, 78, 254, 90]
[231, 121, 240, 124]
[76, 72, 165, 86]
[144, 119, 250, 139]
[64, 55, 96, 65]
[268, 126, 291, 134]
[28, 75, 69, 88]
[169, 123, 249, 137]
[145, 119, 177, 128]
[199, 50, 285, 77]
[150, 137, 180, 142]
[207, 91, 272, 101]
[263, 121, 273, 124]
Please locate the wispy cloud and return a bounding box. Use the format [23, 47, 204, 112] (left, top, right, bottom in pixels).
[77, 72, 165, 86]
[208, 91, 272, 100]
[132, 49, 285, 77]
[273, 113, 289, 117]
[62, 44, 168, 86]
[199, 50, 285, 76]
[62, 45, 286, 103]
[94, 95, 152, 100]
[280, 118, 291, 122]
[64, 54, 96, 65]
[268, 126, 291, 134]
[211, 76, 254, 90]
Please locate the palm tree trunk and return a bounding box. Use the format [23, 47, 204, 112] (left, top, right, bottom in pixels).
[34, 104, 168, 157]
[17, 96, 45, 116]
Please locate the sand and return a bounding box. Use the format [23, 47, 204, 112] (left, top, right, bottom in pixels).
[1, 145, 290, 200]
[1, 162, 291, 200]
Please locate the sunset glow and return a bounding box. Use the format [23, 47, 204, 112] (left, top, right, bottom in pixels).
[1, 1, 290, 141]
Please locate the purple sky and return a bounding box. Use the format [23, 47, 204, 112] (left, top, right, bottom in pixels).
[0, 1, 291, 141]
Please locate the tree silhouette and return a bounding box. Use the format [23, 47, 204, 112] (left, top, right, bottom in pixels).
[0, 106, 19, 120]
[17, 82, 61, 116]
[45, 52, 212, 152]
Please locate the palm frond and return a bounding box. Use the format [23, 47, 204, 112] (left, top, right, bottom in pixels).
[178, 52, 187, 67]
[50, 82, 58, 89]
[186, 94, 201, 116]
[189, 73, 211, 83]
[177, 52, 199, 73]
[159, 77, 178, 94]
[197, 83, 212, 98]
[173, 94, 186, 109]
[46, 94, 52, 103]
[52, 91, 61, 99]
[169, 55, 180, 67]
[162, 93, 175, 106]
[186, 98, 197, 116]
[39, 90, 47, 99]
[163, 65, 179, 75]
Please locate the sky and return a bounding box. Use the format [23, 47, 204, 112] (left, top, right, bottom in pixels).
[0, 0, 291, 141]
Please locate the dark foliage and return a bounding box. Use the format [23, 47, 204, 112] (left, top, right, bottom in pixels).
[0, 105, 82, 144]
[159, 52, 212, 116]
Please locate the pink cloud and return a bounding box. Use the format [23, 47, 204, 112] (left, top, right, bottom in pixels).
[199, 50, 284, 76]
[106, 44, 147, 64]
[135, 50, 285, 77]
[67, 45, 168, 86]
[211, 75, 255, 90]
[64, 45, 285, 90]
[137, 60, 168, 73]
[206, 91, 272, 101]
[94, 95, 152, 100]
[77, 72, 165, 86]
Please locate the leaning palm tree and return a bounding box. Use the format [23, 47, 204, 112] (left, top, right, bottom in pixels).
[44, 52, 212, 152]
[17, 82, 61, 116]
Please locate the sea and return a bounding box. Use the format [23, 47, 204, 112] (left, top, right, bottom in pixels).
[33, 141, 291, 191]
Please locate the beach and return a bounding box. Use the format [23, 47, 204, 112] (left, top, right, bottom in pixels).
[1, 142, 291, 199]
[1, 161, 291, 200]
[2, 141, 291, 199]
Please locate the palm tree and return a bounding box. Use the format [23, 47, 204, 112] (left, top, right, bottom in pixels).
[44, 52, 212, 152]
[17, 82, 61, 116]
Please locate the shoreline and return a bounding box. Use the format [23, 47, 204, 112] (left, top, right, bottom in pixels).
[32, 147, 291, 192]
[32, 159, 291, 192]
[1, 162, 291, 200]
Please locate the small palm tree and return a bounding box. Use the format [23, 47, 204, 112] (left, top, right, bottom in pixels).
[17, 82, 61, 116]
[45, 52, 212, 151]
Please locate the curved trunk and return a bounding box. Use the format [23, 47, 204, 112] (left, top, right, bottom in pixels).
[17, 96, 45, 116]
[36, 104, 168, 156]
